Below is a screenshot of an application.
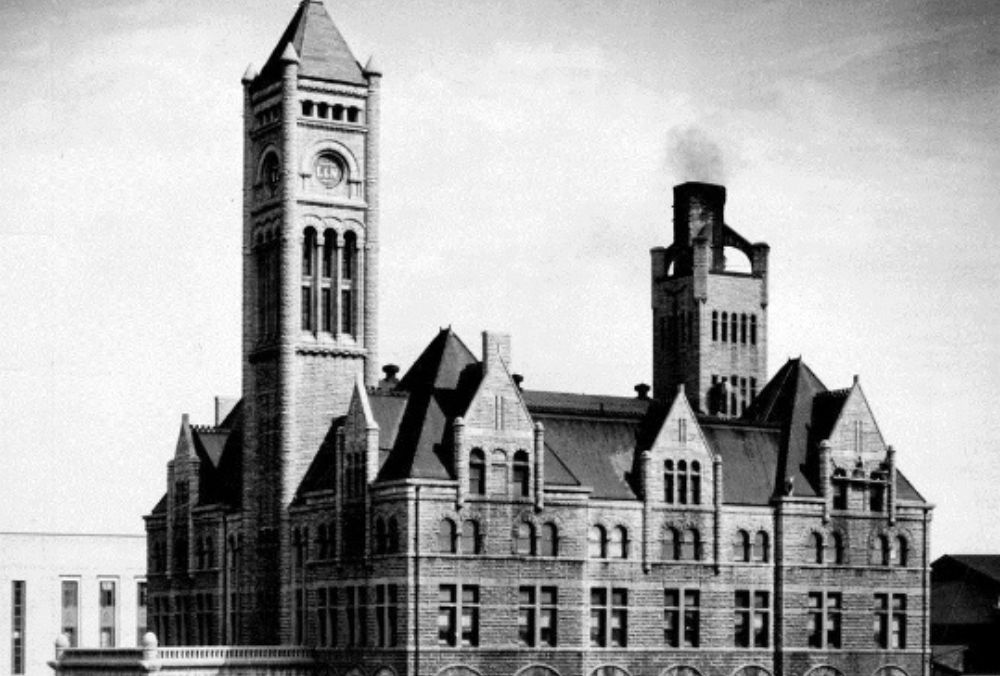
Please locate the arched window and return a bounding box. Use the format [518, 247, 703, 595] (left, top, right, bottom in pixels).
[490, 448, 508, 495]
[872, 534, 890, 566]
[469, 449, 486, 495]
[740, 313, 748, 343]
[340, 231, 357, 335]
[589, 525, 606, 558]
[540, 522, 558, 556]
[682, 528, 701, 561]
[830, 532, 844, 564]
[811, 532, 824, 564]
[754, 531, 770, 562]
[734, 529, 751, 562]
[663, 527, 680, 561]
[438, 518, 457, 553]
[374, 517, 387, 554]
[301, 100, 314, 116]
[732, 667, 772, 676]
[347, 106, 361, 123]
[690, 461, 701, 504]
[750, 315, 758, 345]
[387, 517, 400, 553]
[292, 528, 304, 566]
[664, 460, 675, 504]
[721, 312, 729, 341]
[461, 520, 480, 555]
[317, 102, 329, 118]
[896, 535, 908, 566]
[513, 450, 530, 497]
[711, 311, 718, 341]
[515, 522, 535, 556]
[730, 313, 738, 344]
[301, 228, 317, 331]
[610, 526, 628, 559]
[677, 460, 688, 505]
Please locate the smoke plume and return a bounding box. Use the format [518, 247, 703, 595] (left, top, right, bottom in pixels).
[666, 125, 726, 184]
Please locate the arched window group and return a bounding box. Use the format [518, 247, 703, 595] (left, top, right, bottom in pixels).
[373, 516, 400, 555]
[662, 527, 703, 561]
[254, 227, 279, 339]
[300, 99, 363, 124]
[810, 531, 845, 564]
[301, 226, 357, 337]
[733, 529, 770, 563]
[468, 447, 531, 498]
[664, 459, 701, 505]
[872, 534, 909, 567]
[589, 524, 628, 559]
[711, 310, 758, 346]
[461, 519, 482, 554]
[709, 374, 758, 416]
[515, 520, 560, 556]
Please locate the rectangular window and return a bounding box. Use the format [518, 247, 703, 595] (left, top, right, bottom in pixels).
[735, 590, 770, 648]
[100, 580, 117, 647]
[136, 582, 148, 645]
[11, 581, 25, 674]
[740, 377, 748, 413]
[437, 584, 479, 647]
[321, 288, 332, 332]
[664, 588, 700, 647]
[590, 587, 627, 648]
[438, 585, 457, 646]
[833, 481, 848, 510]
[301, 286, 312, 331]
[869, 484, 885, 512]
[375, 584, 398, 647]
[519, 586, 558, 647]
[341, 289, 353, 335]
[875, 593, 906, 649]
[808, 591, 841, 649]
[61, 580, 79, 647]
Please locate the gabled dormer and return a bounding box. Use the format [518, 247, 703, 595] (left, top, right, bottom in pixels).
[455, 332, 541, 507]
[813, 377, 895, 514]
[640, 387, 715, 508]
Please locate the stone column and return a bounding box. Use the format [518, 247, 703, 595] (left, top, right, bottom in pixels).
[363, 61, 382, 386]
[533, 422, 545, 511]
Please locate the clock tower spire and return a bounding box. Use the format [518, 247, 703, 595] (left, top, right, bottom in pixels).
[239, 0, 381, 642]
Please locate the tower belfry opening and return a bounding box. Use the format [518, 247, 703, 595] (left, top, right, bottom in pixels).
[651, 182, 770, 416]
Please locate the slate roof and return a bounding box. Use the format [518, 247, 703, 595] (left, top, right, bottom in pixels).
[172, 332, 926, 513]
[935, 555, 1000, 586]
[254, 0, 367, 91]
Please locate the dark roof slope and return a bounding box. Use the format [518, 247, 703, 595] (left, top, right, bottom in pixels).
[701, 422, 784, 504]
[532, 414, 638, 499]
[935, 555, 1000, 585]
[254, 0, 367, 91]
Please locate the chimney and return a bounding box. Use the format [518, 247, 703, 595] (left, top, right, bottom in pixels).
[673, 182, 726, 271]
[634, 383, 651, 400]
[482, 331, 512, 374]
[215, 397, 239, 427]
[379, 364, 400, 391]
[512, 374, 524, 390]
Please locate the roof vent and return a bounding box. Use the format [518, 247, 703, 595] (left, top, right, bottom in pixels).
[512, 374, 524, 390]
[634, 383, 651, 400]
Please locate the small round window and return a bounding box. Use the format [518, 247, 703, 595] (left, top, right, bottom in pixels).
[315, 153, 344, 188]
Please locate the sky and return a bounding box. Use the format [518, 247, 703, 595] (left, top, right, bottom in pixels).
[0, 0, 997, 557]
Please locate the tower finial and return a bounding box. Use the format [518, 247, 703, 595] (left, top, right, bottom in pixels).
[280, 43, 300, 65]
[241, 63, 258, 84]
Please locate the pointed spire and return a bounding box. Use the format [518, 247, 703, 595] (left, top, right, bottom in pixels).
[241, 63, 258, 84]
[364, 54, 382, 76]
[280, 42, 300, 64]
[254, 0, 367, 89]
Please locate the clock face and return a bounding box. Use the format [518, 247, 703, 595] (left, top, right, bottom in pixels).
[315, 153, 344, 188]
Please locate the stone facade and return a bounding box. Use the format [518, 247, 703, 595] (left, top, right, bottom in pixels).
[58, 3, 933, 676]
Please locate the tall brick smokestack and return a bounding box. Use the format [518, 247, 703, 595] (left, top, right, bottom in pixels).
[673, 182, 726, 272]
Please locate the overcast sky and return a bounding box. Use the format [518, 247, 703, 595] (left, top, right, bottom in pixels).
[0, 0, 997, 557]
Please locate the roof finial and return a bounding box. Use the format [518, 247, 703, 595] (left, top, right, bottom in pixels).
[241, 63, 258, 84]
[364, 54, 382, 76]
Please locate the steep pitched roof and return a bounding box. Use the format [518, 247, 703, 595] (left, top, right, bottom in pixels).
[254, 0, 367, 91]
[742, 357, 828, 495]
[376, 329, 482, 483]
[531, 414, 638, 499]
[701, 421, 784, 504]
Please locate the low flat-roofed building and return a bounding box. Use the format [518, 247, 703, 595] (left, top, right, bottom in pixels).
[0, 531, 146, 676]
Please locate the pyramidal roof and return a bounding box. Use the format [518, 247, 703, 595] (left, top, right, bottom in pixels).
[255, 0, 367, 89]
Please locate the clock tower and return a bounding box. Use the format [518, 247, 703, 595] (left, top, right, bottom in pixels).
[239, 0, 381, 642]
